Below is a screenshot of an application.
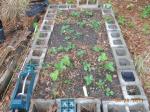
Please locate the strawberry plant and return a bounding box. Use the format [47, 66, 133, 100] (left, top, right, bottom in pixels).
[50, 70, 59, 81]
[77, 20, 86, 28]
[98, 52, 108, 62]
[92, 45, 103, 52]
[70, 11, 80, 17]
[96, 79, 105, 90]
[104, 87, 114, 96]
[141, 5, 150, 18]
[90, 20, 101, 31]
[104, 62, 115, 72]
[84, 74, 94, 86]
[83, 9, 93, 17]
[82, 61, 91, 72]
[105, 74, 112, 82]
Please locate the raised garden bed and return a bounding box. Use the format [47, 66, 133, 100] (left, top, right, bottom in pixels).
[33, 9, 123, 100]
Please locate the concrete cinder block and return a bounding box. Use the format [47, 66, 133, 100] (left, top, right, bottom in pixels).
[117, 70, 141, 85]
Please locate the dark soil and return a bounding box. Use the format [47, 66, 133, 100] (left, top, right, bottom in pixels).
[33, 9, 123, 100]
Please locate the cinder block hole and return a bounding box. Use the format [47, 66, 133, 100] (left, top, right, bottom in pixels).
[113, 39, 123, 45]
[103, 9, 111, 14]
[80, 103, 96, 112]
[30, 101, 57, 112]
[79, 0, 87, 5]
[46, 14, 54, 19]
[115, 49, 126, 56]
[111, 32, 120, 38]
[121, 71, 135, 82]
[126, 85, 141, 95]
[129, 105, 146, 112]
[59, 5, 67, 8]
[29, 59, 40, 65]
[39, 32, 48, 38]
[108, 24, 118, 30]
[88, 0, 97, 4]
[36, 39, 45, 45]
[42, 25, 51, 31]
[104, 15, 115, 24]
[119, 58, 130, 66]
[108, 105, 126, 112]
[32, 50, 42, 57]
[49, 5, 58, 9]
[44, 20, 53, 25]
[48, 10, 56, 14]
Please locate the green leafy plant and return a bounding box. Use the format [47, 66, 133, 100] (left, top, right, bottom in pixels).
[118, 16, 126, 25]
[104, 62, 115, 72]
[92, 45, 103, 52]
[74, 32, 82, 39]
[66, 0, 74, 4]
[83, 61, 91, 72]
[141, 5, 150, 18]
[77, 49, 86, 58]
[105, 74, 112, 82]
[105, 87, 114, 96]
[71, 11, 80, 17]
[98, 52, 108, 62]
[142, 24, 150, 35]
[55, 55, 72, 72]
[50, 70, 59, 81]
[77, 20, 86, 28]
[49, 47, 58, 54]
[90, 20, 101, 31]
[64, 79, 72, 84]
[84, 9, 93, 17]
[127, 21, 135, 28]
[96, 79, 105, 90]
[64, 42, 76, 52]
[84, 74, 94, 86]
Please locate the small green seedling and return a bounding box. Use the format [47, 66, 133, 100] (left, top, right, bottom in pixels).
[105, 74, 112, 82]
[64, 42, 76, 52]
[98, 52, 108, 62]
[77, 20, 86, 28]
[49, 47, 57, 54]
[71, 11, 80, 17]
[84, 74, 94, 86]
[92, 45, 103, 52]
[90, 20, 101, 31]
[142, 24, 150, 35]
[105, 87, 114, 96]
[104, 62, 115, 72]
[64, 79, 72, 84]
[83, 61, 91, 72]
[77, 49, 86, 58]
[141, 5, 150, 18]
[84, 9, 93, 17]
[50, 70, 59, 81]
[96, 79, 105, 90]
[118, 16, 126, 26]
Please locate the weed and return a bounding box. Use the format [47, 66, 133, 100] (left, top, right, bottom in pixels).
[90, 20, 101, 31]
[84, 74, 94, 86]
[142, 24, 150, 35]
[92, 45, 103, 52]
[83, 61, 91, 72]
[104, 62, 115, 72]
[118, 16, 126, 26]
[50, 70, 59, 81]
[98, 52, 108, 62]
[70, 11, 80, 17]
[76, 49, 86, 58]
[141, 5, 150, 18]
